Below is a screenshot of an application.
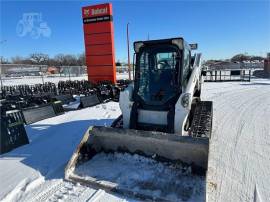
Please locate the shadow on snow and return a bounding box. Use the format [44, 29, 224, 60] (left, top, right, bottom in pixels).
[1, 118, 114, 180]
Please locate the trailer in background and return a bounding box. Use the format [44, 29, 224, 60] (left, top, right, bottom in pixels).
[202, 69, 251, 82]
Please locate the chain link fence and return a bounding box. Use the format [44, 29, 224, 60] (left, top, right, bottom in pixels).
[0, 64, 131, 86]
[0, 64, 88, 86]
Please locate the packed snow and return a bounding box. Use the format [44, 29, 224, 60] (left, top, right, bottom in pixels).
[204, 78, 270, 202]
[0, 76, 270, 201]
[75, 152, 205, 201]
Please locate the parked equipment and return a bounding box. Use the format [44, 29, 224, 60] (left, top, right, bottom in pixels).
[0, 107, 29, 154]
[202, 69, 251, 82]
[65, 37, 213, 200]
[22, 104, 56, 124]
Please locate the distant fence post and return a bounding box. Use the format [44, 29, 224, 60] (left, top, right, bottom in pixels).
[68, 66, 71, 81]
[0, 75, 3, 88]
[0, 65, 2, 87]
[40, 66, 44, 84]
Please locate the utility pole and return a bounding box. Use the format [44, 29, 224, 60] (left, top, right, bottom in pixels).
[0, 40, 7, 87]
[127, 23, 131, 80]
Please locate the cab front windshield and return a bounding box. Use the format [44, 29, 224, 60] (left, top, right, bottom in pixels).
[137, 46, 180, 105]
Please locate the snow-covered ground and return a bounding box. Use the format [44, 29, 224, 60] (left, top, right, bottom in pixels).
[1, 73, 129, 86]
[204, 78, 270, 202]
[0, 77, 270, 201]
[0, 102, 124, 201]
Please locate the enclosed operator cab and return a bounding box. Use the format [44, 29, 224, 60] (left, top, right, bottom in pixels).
[120, 37, 201, 134]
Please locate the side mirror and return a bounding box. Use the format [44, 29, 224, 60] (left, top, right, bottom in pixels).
[189, 43, 198, 50]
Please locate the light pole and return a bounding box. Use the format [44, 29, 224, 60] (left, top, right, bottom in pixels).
[127, 23, 131, 80]
[0, 40, 7, 87]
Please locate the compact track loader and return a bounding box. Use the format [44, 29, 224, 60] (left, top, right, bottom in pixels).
[65, 37, 213, 201]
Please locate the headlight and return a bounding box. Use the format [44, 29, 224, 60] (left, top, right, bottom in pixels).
[181, 93, 191, 108]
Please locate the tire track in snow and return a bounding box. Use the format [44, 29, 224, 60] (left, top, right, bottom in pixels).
[20, 180, 95, 202]
[205, 79, 270, 202]
[216, 93, 264, 201]
[20, 179, 127, 202]
[223, 92, 267, 201]
[20, 180, 64, 202]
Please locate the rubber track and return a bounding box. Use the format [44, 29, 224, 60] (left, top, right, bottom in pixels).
[190, 101, 213, 138]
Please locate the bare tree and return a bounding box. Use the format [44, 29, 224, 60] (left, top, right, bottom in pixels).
[250, 56, 264, 61]
[54, 54, 77, 76]
[7, 52, 87, 69]
[0, 56, 9, 64]
[54, 54, 65, 66]
[54, 54, 65, 76]
[63, 54, 77, 66]
[29, 53, 49, 64]
[11, 56, 25, 64]
[231, 54, 251, 62]
[77, 53, 86, 66]
[47, 58, 57, 66]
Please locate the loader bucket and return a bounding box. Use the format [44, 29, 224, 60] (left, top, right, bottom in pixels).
[65, 126, 209, 201]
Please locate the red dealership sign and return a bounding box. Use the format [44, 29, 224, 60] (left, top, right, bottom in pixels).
[82, 3, 116, 83]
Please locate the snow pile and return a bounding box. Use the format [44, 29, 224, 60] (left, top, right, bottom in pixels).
[75, 152, 205, 201]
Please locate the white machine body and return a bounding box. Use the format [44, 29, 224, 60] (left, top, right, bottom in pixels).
[120, 53, 202, 135]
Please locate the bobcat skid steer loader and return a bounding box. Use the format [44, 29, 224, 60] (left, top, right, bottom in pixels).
[65, 37, 212, 201]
